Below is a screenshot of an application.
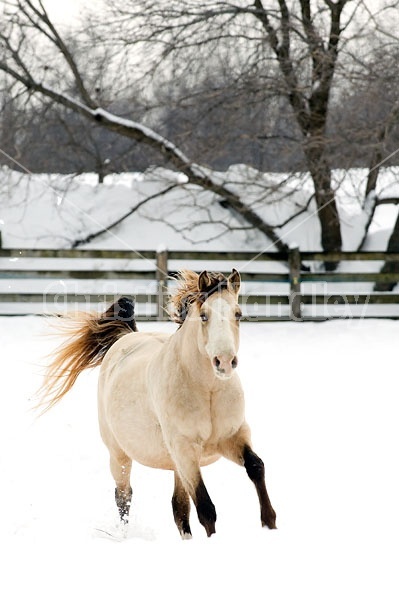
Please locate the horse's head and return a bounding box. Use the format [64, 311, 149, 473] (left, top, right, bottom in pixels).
[196, 269, 242, 380]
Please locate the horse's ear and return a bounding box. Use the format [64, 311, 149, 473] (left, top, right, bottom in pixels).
[198, 270, 211, 292]
[229, 268, 241, 294]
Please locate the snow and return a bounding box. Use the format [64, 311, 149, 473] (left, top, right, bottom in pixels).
[1, 164, 398, 252]
[91, 107, 191, 164]
[363, 190, 377, 217]
[1, 161, 399, 597]
[2, 316, 399, 599]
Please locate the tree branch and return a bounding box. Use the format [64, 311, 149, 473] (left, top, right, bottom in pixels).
[272, 194, 314, 228]
[0, 47, 289, 251]
[17, 0, 96, 108]
[253, 0, 309, 133]
[72, 184, 179, 248]
[376, 197, 399, 205]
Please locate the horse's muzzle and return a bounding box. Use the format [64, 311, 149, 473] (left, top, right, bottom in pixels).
[212, 354, 238, 379]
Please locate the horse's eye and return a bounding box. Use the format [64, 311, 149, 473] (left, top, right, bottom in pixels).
[235, 311, 242, 321]
[200, 313, 208, 323]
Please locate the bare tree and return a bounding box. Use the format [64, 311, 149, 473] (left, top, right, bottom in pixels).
[25, 102, 157, 180]
[0, 0, 289, 252]
[103, 0, 361, 263]
[373, 214, 399, 292]
[358, 39, 399, 250]
[348, 31, 399, 288]
[103, 0, 399, 265]
[1, 0, 399, 259]
[253, 0, 346, 261]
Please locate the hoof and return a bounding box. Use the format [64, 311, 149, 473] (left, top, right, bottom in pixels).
[261, 507, 277, 529]
[262, 518, 277, 530]
[204, 521, 216, 537]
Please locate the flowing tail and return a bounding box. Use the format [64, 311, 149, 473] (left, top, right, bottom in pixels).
[37, 297, 137, 413]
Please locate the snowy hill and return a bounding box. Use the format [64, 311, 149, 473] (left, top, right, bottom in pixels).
[1, 164, 398, 252]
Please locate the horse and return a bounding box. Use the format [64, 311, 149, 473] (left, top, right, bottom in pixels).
[39, 268, 276, 538]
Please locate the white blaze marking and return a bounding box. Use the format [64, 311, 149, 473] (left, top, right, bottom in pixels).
[205, 297, 236, 360]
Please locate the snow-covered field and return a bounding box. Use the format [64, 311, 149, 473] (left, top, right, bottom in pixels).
[2, 316, 399, 599]
[1, 163, 399, 596]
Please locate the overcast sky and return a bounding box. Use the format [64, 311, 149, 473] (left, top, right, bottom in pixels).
[42, 0, 84, 25]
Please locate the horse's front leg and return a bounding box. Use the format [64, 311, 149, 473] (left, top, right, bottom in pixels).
[169, 438, 217, 537]
[219, 425, 277, 529]
[172, 471, 192, 539]
[243, 445, 277, 529]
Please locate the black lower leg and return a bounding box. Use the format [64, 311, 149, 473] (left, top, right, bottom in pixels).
[115, 486, 132, 524]
[172, 492, 192, 538]
[195, 479, 216, 537]
[243, 445, 277, 529]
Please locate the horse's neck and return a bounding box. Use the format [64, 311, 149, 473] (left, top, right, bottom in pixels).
[171, 319, 213, 388]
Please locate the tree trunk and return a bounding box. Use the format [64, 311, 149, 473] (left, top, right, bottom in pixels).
[306, 150, 342, 269]
[374, 211, 399, 292]
[252, 1, 344, 264]
[358, 98, 399, 251]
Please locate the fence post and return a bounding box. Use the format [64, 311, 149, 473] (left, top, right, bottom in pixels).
[0, 230, 2, 248]
[156, 247, 169, 321]
[289, 244, 302, 321]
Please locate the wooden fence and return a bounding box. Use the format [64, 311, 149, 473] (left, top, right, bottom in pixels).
[1, 247, 399, 320]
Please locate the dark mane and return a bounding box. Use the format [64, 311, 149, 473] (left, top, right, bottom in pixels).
[169, 270, 229, 324]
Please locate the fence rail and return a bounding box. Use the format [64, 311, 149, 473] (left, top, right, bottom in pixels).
[0, 247, 399, 320]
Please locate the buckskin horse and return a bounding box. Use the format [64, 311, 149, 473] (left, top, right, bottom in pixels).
[39, 269, 276, 538]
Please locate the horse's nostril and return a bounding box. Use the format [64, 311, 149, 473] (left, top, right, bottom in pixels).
[213, 355, 237, 372]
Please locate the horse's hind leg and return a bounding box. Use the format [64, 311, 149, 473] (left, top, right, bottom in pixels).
[110, 450, 132, 525]
[172, 471, 192, 539]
